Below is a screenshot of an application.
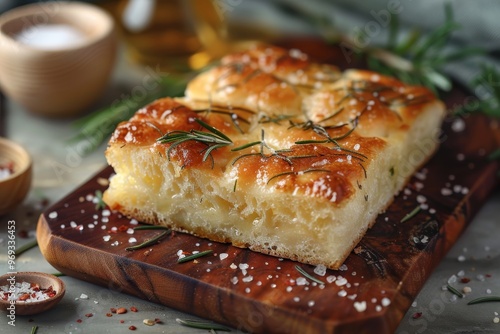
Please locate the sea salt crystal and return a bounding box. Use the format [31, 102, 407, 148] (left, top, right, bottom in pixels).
[308, 300, 315, 307]
[88, 224, 95, 229]
[286, 286, 293, 292]
[381, 297, 391, 307]
[338, 264, 348, 271]
[111, 241, 119, 246]
[458, 255, 466, 262]
[441, 188, 453, 196]
[296, 277, 308, 286]
[314, 264, 327, 276]
[245, 287, 251, 293]
[102, 210, 111, 217]
[335, 277, 348, 286]
[242, 276, 254, 283]
[219, 253, 228, 260]
[126, 228, 134, 235]
[239, 263, 249, 276]
[354, 301, 367, 312]
[376, 305, 382, 312]
[451, 118, 466, 132]
[128, 237, 137, 243]
[48, 211, 58, 219]
[293, 297, 300, 302]
[338, 290, 347, 297]
[231, 277, 238, 285]
[230, 263, 237, 270]
[80, 293, 89, 300]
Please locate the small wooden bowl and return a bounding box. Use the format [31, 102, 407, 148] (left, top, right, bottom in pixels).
[0, 137, 32, 215]
[0, 272, 65, 316]
[0, 1, 117, 118]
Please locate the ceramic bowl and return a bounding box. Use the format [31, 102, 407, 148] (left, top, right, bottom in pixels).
[0, 137, 32, 215]
[0, 1, 117, 118]
[0, 272, 65, 316]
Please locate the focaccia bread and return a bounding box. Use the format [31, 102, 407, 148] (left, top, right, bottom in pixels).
[103, 45, 445, 269]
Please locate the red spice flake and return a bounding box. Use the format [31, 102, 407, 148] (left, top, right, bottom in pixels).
[460, 277, 471, 283]
[116, 307, 127, 314]
[154, 318, 162, 324]
[18, 293, 30, 301]
[412, 312, 423, 319]
[85, 313, 93, 318]
[76, 319, 82, 323]
[130, 306, 138, 312]
[486, 274, 492, 278]
[110, 307, 117, 313]
[106, 313, 113, 317]
[285, 279, 296, 286]
[128, 325, 137, 331]
[120, 320, 125, 324]
[118, 225, 129, 232]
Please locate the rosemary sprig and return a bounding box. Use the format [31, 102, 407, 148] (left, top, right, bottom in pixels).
[400, 205, 422, 223]
[178, 250, 213, 263]
[454, 65, 500, 119]
[295, 265, 324, 285]
[157, 118, 233, 166]
[446, 284, 464, 298]
[125, 230, 169, 251]
[176, 318, 231, 331]
[467, 296, 500, 305]
[16, 239, 38, 257]
[358, 5, 483, 93]
[94, 190, 106, 210]
[69, 74, 189, 154]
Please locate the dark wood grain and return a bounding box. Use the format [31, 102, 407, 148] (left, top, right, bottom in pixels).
[37, 42, 499, 333]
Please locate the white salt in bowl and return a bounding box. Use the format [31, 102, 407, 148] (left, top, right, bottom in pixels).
[0, 272, 65, 316]
[0, 1, 117, 118]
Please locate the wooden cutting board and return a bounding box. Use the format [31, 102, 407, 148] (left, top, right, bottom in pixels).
[37, 42, 499, 333]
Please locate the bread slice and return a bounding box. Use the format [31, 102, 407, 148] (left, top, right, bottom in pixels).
[103, 45, 445, 269]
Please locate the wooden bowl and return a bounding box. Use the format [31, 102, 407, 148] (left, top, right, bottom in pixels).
[0, 272, 65, 316]
[0, 137, 32, 215]
[0, 1, 117, 118]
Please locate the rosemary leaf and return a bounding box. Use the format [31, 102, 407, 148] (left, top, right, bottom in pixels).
[467, 296, 500, 305]
[31, 326, 38, 334]
[400, 206, 422, 223]
[295, 265, 325, 285]
[16, 239, 38, 257]
[176, 318, 231, 331]
[94, 190, 106, 210]
[446, 284, 464, 298]
[51, 272, 66, 277]
[178, 250, 213, 263]
[126, 231, 169, 251]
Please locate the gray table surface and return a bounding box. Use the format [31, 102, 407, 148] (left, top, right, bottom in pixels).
[1, 51, 500, 334]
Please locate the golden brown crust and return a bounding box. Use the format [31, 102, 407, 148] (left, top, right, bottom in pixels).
[105, 44, 445, 269]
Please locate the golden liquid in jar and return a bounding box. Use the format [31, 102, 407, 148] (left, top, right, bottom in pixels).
[100, 0, 227, 71]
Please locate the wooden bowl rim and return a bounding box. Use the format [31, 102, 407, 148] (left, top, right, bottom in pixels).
[0, 137, 32, 183]
[0, 1, 115, 53]
[0, 272, 65, 307]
